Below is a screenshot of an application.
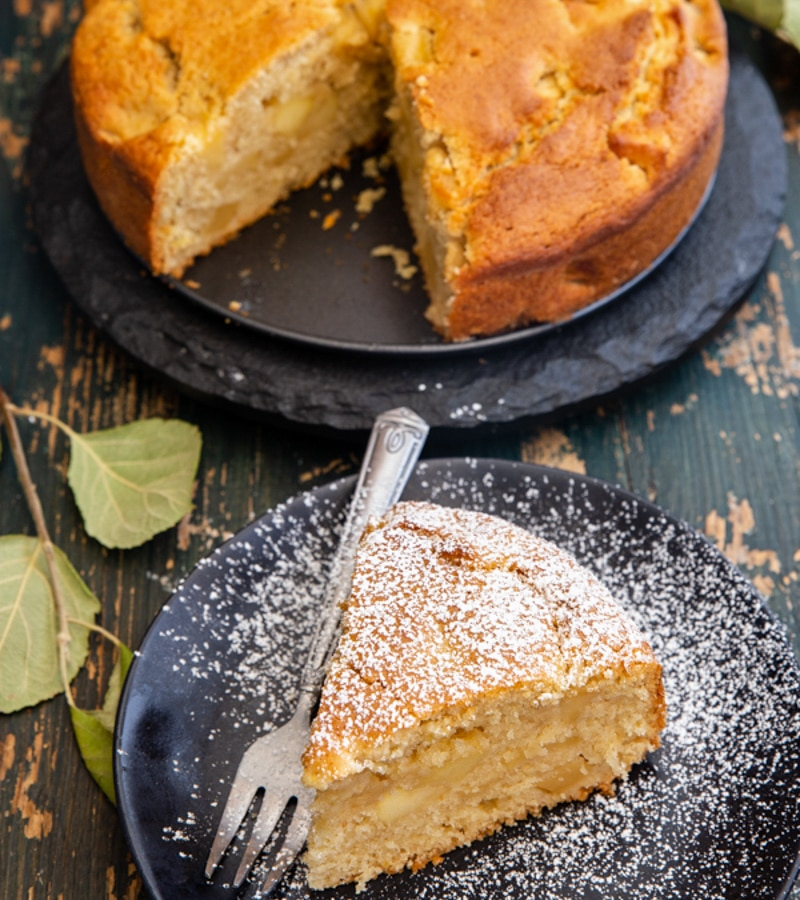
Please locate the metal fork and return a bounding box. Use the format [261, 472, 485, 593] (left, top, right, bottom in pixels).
[204, 407, 430, 897]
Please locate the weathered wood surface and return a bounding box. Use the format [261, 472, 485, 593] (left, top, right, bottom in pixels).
[1, 4, 799, 898]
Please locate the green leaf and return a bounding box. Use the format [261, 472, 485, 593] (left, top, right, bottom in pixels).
[722, 0, 783, 31]
[100, 641, 133, 726]
[66, 418, 202, 549]
[782, 0, 800, 46]
[70, 643, 133, 804]
[0, 535, 101, 713]
[70, 708, 116, 802]
[721, 0, 800, 45]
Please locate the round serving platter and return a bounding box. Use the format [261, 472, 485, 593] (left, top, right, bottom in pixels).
[28, 48, 786, 433]
[114, 459, 800, 899]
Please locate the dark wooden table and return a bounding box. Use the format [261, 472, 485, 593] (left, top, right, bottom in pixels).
[2, 4, 799, 898]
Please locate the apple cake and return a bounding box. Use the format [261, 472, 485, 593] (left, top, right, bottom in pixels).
[70, 0, 728, 340]
[301, 501, 666, 890]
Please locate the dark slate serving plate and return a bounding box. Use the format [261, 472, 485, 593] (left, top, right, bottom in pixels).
[29, 49, 785, 433]
[114, 459, 800, 900]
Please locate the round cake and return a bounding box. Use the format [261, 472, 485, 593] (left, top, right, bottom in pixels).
[70, 0, 728, 340]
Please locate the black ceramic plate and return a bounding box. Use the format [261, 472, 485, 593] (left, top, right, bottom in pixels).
[29, 48, 786, 432]
[114, 459, 800, 900]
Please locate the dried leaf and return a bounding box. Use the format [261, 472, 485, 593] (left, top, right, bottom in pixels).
[70, 644, 133, 804]
[0, 535, 100, 713]
[66, 418, 202, 549]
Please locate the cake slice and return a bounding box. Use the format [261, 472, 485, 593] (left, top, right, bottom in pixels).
[302, 501, 666, 890]
[70, 0, 391, 277]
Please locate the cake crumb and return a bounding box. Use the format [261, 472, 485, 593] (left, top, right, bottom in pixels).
[362, 154, 392, 180]
[356, 186, 386, 215]
[371, 244, 418, 280]
[322, 210, 341, 230]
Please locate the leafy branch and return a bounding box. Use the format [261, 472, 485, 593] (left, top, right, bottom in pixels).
[1, 394, 77, 700]
[0, 387, 202, 802]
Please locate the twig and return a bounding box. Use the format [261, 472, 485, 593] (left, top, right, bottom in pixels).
[0, 387, 76, 706]
[68, 618, 125, 650]
[5, 402, 78, 439]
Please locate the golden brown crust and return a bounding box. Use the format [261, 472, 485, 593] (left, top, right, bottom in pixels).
[71, 0, 173, 269]
[72, 0, 337, 140]
[386, 0, 729, 339]
[448, 119, 724, 335]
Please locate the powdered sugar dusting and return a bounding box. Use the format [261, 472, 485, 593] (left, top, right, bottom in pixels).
[115, 459, 800, 900]
[304, 500, 658, 784]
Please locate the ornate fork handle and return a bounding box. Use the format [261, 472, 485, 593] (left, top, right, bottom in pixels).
[300, 406, 429, 697]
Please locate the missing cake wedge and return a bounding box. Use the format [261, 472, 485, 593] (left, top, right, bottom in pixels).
[301, 501, 666, 890]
